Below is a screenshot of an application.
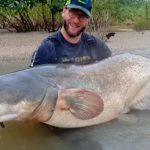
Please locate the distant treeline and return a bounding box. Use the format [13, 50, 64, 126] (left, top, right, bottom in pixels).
[0, 0, 150, 32]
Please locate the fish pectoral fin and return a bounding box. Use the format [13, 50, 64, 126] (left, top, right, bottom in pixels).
[58, 88, 104, 120]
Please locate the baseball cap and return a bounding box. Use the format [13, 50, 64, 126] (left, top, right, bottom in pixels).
[65, 0, 92, 17]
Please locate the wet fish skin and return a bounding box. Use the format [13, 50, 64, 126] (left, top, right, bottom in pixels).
[0, 53, 150, 128]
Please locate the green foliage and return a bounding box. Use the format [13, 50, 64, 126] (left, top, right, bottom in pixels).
[47, 0, 66, 13]
[0, 0, 37, 11]
[0, 0, 150, 31]
[134, 17, 150, 31]
[134, 1, 150, 30]
[0, 0, 64, 31]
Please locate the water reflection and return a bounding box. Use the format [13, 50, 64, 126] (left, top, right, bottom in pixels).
[1, 110, 150, 150]
[52, 127, 103, 150]
[52, 110, 150, 150]
[0, 122, 70, 150]
[0, 122, 103, 150]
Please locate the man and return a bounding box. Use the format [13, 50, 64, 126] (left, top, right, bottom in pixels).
[30, 0, 112, 67]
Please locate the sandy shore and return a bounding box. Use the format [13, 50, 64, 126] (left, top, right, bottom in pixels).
[0, 29, 150, 72]
[107, 30, 150, 52]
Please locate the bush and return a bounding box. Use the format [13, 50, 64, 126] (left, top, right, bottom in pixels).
[134, 17, 150, 31]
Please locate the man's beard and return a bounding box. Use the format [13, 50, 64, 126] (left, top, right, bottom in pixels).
[63, 21, 86, 38]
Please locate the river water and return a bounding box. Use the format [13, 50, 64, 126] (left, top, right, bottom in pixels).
[0, 49, 150, 150]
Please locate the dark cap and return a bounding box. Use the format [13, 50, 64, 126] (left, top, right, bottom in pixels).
[65, 0, 92, 17]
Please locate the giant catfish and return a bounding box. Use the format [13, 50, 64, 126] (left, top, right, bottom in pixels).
[0, 53, 150, 128]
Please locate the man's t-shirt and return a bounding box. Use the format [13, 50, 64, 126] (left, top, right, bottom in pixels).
[30, 31, 112, 66]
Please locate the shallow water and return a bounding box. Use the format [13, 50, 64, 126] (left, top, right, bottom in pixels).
[1, 111, 150, 150]
[0, 49, 150, 150]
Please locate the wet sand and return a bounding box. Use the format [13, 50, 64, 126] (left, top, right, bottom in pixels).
[0, 30, 150, 55]
[0, 30, 150, 72]
[107, 30, 150, 53]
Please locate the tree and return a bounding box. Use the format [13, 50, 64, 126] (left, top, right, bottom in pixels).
[47, 0, 65, 31]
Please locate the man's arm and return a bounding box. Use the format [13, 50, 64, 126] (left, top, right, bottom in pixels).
[30, 39, 54, 67]
[95, 37, 112, 60]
